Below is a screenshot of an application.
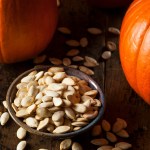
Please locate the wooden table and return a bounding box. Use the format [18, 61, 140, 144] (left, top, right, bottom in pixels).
[0, 0, 150, 149]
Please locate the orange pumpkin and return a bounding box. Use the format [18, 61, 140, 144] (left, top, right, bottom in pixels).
[119, 0, 150, 104]
[0, 0, 58, 63]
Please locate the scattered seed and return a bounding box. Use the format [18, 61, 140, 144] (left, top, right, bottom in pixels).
[2, 101, 8, 109]
[68, 65, 78, 69]
[116, 129, 129, 138]
[106, 41, 117, 51]
[112, 120, 124, 133]
[60, 139, 72, 150]
[106, 132, 117, 143]
[0, 112, 10, 126]
[58, 27, 71, 34]
[63, 58, 71, 66]
[101, 120, 111, 132]
[91, 125, 102, 136]
[101, 51, 111, 60]
[115, 142, 132, 149]
[108, 27, 120, 35]
[16, 141, 27, 150]
[79, 66, 94, 75]
[49, 58, 62, 65]
[17, 127, 27, 140]
[80, 37, 88, 47]
[72, 56, 84, 62]
[91, 138, 108, 146]
[117, 118, 127, 128]
[66, 49, 80, 56]
[66, 40, 80, 47]
[87, 27, 102, 35]
[97, 145, 113, 150]
[72, 142, 83, 150]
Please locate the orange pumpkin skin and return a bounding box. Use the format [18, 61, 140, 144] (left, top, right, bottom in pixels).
[119, 0, 150, 105]
[0, 0, 58, 63]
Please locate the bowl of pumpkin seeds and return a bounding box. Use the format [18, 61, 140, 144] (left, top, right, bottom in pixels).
[6, 65, 105, 139]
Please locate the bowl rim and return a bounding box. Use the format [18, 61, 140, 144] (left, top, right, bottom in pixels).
[6, 65, 105, 139]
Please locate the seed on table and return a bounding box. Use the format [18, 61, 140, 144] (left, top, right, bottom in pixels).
[53, 125, 71, 134]
[83, 61, 98, 68]
[112, 119, 125, 133]
[66, 40, 80, 47]
[106, 132, 117, 143]
[115, 142, 132, 149]
[85, 56, 99, 66]
[60, 139, 72, 150]
[91, 125, 102, 136]
[101, 51, 111, 60]
[63, 58, 71, 66]
[72, 142, 83, 150]
[49, 57, 62, 65]
[90, 138, 108, 146]
[16, 141, 27, 150]
[97, 145, 113, 150]
[17, 127, 27, 140]
[112, 148, 122, 150]
[0, 112, 10, 126]
[87, 27, 102, 35]
[117, 118, 127, 128]
[116, 129, 129, 138]
[106, 41, 117, 51]
[80, 37, 88, 47]
[101, 119, 111, 132]
[2, 100, 8, 109]
[72, 56, 84, 62]
[108, 27, 120, 35]
[79, 66, 94, 75]
[66, 49, 80, 56]
[33, 55, 46, 64]
[58, 27, 71, 34]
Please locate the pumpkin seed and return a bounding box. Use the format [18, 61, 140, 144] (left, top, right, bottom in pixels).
[35, 71, 44, 81]
[85, 56, 99, 66]
[116, 129, 129, 138]
[101, 51, 111, 60]
[83, 110, 98, 120]
[91, 138, 108, 146]
[63, 58, 71, 66]
[26, 104, 36, 114]
[53, 126, 70, 134]
[44, 90, 59, 97]
[79, 66, 94, 75]
[21, 75, 35, 83]
[91, 125, 102, 136]
[16, 141, 27, 150]
[60, 139, 72, 150]
[80, 37, 88, 47]
[47, 124, 55, 132]
[97, 145, 113, 150]
[68, 65, 78, 69]
[66, 49, 80, 56]
[72, 142, 83, 150]
[106, 41, 117, 51]
[0, 112, 10, 126]
[36, 107, 52, 118]
[37, 118, 49, 130]
[2, 100, 8, 109]
[87, 27, 102, 35]
[53, 72, 67, 82]
[49, 57, 62, 65]
[62, 77, 76, 85]
[48, 83, 66, 91]
[101, 119, 111, 132]
[53, 97, 63, 107]
[52, 111, 65, 122]
[38, 102, 54, 108]
[112, 119, 124, 133]
[117, 118, 127, 128]
[108, 27, 120, 35]
[58, 27, 71, 34]
[66, 40, 80, 47]
[73, 104, 87, 113]
[71, 121, 88, 127]
[17, 127, 27, 140]
[72, 56, 84, 62]
[25, 117, 38, 128]
[48, 67, 64, 73]
[106, 132, 117, 143]
[64, 107, 76, 120]
[16, 108, 29, 118]
[112, 148, 122, 150]
[115, 142, 132, 149]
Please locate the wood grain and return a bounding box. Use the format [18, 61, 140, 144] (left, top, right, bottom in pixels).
[0, 0, 150, 150]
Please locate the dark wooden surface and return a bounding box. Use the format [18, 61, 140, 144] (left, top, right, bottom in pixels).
[0, 0, 150, 150]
